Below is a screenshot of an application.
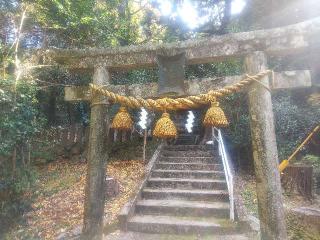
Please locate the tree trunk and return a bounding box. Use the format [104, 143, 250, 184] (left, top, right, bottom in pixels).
[48, 87, 57, 125]
[219, 0, 232, 34]
[27, 141, 31, 166]
[11, 147, 16, 179]
[82, 66, 110, 240]
[21, 145, 26, 166]
[245, 51, 287, 239]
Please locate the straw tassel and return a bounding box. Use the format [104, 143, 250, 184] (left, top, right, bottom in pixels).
[153, 112, 177, 139]
[111, 106, 133, 131]
[203, 99, 229, 128]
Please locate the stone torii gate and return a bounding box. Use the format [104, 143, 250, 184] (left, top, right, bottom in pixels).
[40, 18, 320, 240]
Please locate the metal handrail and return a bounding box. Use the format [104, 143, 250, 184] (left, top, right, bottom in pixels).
[212, 127, 234, 221]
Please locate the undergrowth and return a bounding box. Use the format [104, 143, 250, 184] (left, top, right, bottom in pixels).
[240, 174, 320, 240]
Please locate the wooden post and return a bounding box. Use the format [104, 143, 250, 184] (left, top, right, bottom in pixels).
[143, 129, 147, 162]
[82, 65, 110, 240]
[245, 51, 287, 240]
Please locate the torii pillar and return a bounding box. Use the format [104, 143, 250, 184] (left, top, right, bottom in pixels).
[82, 65, 110, 240]
[245, 52, 287, 239]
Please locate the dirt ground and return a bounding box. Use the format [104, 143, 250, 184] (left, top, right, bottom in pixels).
[6, 159, 145, 240]
[5, 162, 320, 240]
[237, 173, 320, 240]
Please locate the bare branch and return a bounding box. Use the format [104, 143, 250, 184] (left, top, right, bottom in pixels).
[13, 7, 27, 102]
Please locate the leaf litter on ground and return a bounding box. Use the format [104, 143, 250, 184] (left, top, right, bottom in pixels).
[8, 159, 145, 240]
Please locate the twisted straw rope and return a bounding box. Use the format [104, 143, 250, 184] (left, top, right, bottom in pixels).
[90, 70, 272, 111]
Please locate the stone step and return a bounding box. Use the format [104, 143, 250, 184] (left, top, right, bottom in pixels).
[176, 134, 196, 137]
[147, 178, 227, 190]
[111, 231, 254, 239]
[174, 138, 197, 145]
[155, 162, 223, 171]
[135, 199, 230, 218]
[163, 145, 214, 151]
[127, 215, 237, 235]
[142, 188, 229, 201]
[160, 156, 217, 164]
[162, 150, 213, 157]
[151, 169, 225, 179]
[175, 140, 196, 144]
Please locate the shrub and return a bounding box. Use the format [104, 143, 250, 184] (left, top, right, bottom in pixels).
[0, 76, 45, 236]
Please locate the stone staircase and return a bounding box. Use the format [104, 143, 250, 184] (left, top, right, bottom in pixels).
[174, 133, 198, 145]
[119, 144, 250, 237]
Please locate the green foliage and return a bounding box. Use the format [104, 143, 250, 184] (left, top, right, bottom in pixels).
[31, 0, 143, 47]
[112, 59, 243, 86]
[218, 89, 320, 170]
[302, 155, 320, 169]
[32, 0, 99, 47]
[0, 165, 37, 237]
[273, 91, 320, 160]
[112, 69, 158, 85]
[0, 77, 46, 156]
[0, 76, 45, 236]
[223, 92, 251, 148]
[186, 60, 243, 79]
[1, 0, 320, 237]
[31, 140, 57, 163]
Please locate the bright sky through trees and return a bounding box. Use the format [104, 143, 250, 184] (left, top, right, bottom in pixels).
[178, 1, 210, 29]
[157, 0, 246, 29]
[231, 0, 246, 14]
[159, 0, 173, 16]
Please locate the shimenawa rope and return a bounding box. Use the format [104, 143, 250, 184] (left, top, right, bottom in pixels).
[90, 70, 272, 111]
[91, 70, 272, 138]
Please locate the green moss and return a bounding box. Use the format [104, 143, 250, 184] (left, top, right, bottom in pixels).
[286, 214, 320, 240]
[240, 180, 259, 217]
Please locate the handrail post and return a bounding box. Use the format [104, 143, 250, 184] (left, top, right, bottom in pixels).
[212, 127, 234, 221]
